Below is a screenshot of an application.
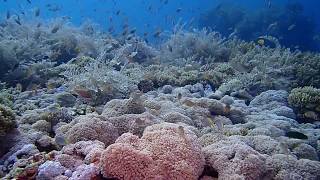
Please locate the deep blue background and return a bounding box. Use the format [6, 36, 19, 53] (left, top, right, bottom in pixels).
[1, 0, 319, 44]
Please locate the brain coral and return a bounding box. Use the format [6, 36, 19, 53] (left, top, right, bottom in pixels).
[100, 122, 205, 179]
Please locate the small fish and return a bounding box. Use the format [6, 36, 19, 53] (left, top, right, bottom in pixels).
[129, 28, 136, 34]
[26, 0, 31, 4]
[108, 26, 114, 33]
[128, 51, 138, 58]
[51, 24, 60, 33]
[177, 93, 182, 100]
[167, 44, 173, 52]
[313, 35, 320, 41]
[6, 10, 10, 19]
[288, 24, 296, 31]
[176, 8, 182, 13]
[177, 126, 187, 143]
[214, 118, 224, 131]
[153, 29, 162, 38]
[36, 22, 42, 28]
[257, 38, 265, 46]
[206, 117, 216, 129]
[304, 111, 318, 121]
[55, 134, 67, 146]
[267, 22, 278, 31]
[34, 7, 40, 17]
[73, 88, 93, 99]
[116, 10, 121, 15]
[14, 18, 21, 25]
[286, 131, 308, 140]
[16, 83, 23, 92]
[265, 0, 271, 8]
[279, 142, 290, 155]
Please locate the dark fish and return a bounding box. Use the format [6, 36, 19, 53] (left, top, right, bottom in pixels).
[35, 7, 40, 17]
[256, 36, 276, 48]
[47, 4, 61, 12]
[122, 29, 128, 36]
[153, 29, 162, 38]
[164, 0, 168, 5]
[129, 28, 136, 34]
[176, 8, 182, 13]
[26, 0, 31, 4]
[108, 26, 114, 33]
[167, 44, 173, 52]
[36, 22, 42, 28]
[14, 18, 21, 25]
[6, 10, 10, 19]
[116, 10, 121, 15]
[286, 131, 308, 140]
[51, 24, 60, 33]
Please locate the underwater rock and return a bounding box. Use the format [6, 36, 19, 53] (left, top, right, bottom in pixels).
[55, 92, 76, 107]
[100, 122, 205, 179]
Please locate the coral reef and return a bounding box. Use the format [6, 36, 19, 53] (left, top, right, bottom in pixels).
[0, 12, 320, 180]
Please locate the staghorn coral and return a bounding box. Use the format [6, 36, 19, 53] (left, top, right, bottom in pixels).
[100, 122, 205, 179]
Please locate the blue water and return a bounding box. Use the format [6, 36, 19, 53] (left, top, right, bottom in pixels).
[1, 0, 320, 51]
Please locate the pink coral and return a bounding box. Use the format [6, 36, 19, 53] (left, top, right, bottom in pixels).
[100, 122, 205, 179]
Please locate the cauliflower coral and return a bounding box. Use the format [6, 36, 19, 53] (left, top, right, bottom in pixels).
[100, 122, 205, 179]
